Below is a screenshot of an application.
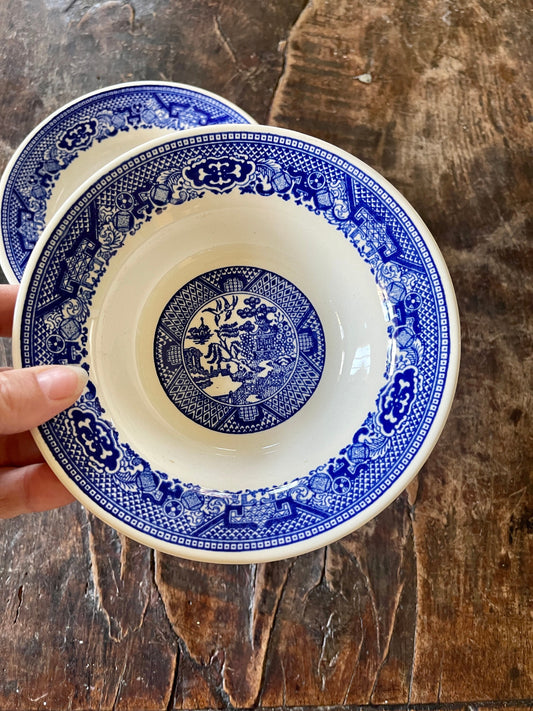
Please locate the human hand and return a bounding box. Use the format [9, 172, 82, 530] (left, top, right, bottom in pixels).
[0, 284, 88, 518]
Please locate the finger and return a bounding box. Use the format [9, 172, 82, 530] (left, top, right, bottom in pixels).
[0, 365, 88, 435]
[0, 285, 18, 337]
[0, 430, 42, 466]
[0, 462, 75, 519]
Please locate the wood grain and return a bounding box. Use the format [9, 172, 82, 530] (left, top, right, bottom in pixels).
[0, 0, 531, 709]
[265, 0, 533, 703]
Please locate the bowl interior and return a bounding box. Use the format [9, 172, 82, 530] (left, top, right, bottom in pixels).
[14, 125, 459, 561]
[89, 189, 389, 492]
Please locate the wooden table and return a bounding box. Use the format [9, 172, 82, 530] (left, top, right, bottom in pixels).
[0, 1, 531, 709]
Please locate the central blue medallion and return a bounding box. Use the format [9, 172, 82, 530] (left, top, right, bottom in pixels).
[154, 266, 326, 433]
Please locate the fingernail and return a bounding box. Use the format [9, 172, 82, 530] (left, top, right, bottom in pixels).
[36, 365, 89, 401]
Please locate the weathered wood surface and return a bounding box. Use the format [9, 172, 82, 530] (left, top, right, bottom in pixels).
[0, 0, 531, 709]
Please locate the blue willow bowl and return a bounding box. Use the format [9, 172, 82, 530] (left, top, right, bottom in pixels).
[0, 81, 255, 283]
[13, 125, 460, 563]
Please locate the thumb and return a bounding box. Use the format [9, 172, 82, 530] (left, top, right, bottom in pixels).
[0, 365, 88, 435]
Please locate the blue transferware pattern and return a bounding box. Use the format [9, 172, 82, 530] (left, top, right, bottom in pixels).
[18, 128, 453, 557]
[154, 266, 325, 434]
[1, 83, 253, 282]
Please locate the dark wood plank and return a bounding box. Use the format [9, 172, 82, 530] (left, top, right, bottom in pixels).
[0, 507, 177, 710]
[0, 0, 531, 708]
[266, 0, 533, 703]
[0, 0, 308, 159]
[156, 555, 294, 708]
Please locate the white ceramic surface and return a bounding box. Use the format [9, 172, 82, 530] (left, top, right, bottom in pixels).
[13, 125, 460, 563]
[0, 81, 255, 283]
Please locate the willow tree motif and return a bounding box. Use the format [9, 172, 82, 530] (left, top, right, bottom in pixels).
[185, 293, 297, 403]
[155, 265, 325, 433]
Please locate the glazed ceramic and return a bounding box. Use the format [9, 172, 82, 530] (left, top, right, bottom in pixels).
[13, 125, 460, 563]
[0, 81, 255, 283]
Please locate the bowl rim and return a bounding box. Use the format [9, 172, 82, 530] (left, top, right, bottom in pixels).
[0, 80, 256, 284]
[12, 123, 461, 563]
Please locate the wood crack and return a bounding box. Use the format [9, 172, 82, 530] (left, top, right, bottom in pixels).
[302, 545, 328, 606]
[253, 559, 294, 707]
[248, 562, 258, 647]
[110, 655, 128, 711]
[407, 503, 419, 704]
[213, 14, 239, 67]
[13, 584, 23, 624]
[342, 614, 366, 704]
[369, 579, 407, 703]
[266, 0, 313, 125]
[165, 648, 181, 711]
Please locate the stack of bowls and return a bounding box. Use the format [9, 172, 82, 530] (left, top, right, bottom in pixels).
[2, 81, 459, 563]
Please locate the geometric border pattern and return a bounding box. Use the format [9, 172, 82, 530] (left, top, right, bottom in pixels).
[1, 83, 253, 281]
[18, 127, 453, 556]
